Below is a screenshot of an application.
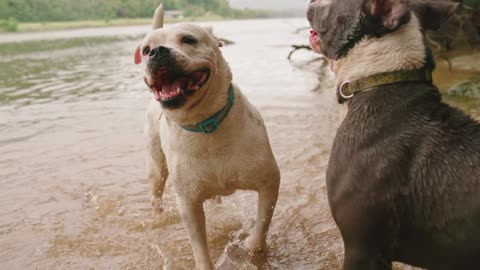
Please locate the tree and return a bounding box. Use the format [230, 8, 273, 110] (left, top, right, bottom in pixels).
[0, 0, 242, 22]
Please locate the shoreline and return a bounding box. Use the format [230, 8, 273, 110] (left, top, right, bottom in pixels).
[0, 15, 244, 33]
[0, 17, 305, 44]
[0, 15, 305, 34]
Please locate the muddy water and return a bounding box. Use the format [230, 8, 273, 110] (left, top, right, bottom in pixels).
[0, 19, 478, 270]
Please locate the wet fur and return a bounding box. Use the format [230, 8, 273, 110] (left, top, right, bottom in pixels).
[328, 83, 480, 270]
[138, 6, 280, 270]
[333, 16, 426, 88]
[308, 0, 480, 269]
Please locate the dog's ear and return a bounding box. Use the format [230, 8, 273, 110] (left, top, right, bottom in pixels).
[152, 3, 164, 30]
[410, 0, 459, 31]
[364, 0, 410, 30]
[204, 26, 213, 34]
[134, 46, 142, 65]
[203, 26, 223, 47]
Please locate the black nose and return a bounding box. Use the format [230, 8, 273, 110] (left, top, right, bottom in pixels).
[149, 46, 170, 59]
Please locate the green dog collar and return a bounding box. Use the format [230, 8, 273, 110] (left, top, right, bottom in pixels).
[337, 68, 433, 103]
[180, 84, 235, 134]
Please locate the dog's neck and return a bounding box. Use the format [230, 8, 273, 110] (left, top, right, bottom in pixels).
[333, 15, 426, 90]
[162, 60, 234, 126]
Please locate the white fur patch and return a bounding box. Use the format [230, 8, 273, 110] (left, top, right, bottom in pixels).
[142, 22, 280, 269]
[317, 0, 332, 7]
[333, 15, 426, 89]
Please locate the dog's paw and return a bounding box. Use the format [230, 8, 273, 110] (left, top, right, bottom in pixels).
[215, 240, 258, 270]
[150, 195, 164, 214]
[244, 235, 267, 255]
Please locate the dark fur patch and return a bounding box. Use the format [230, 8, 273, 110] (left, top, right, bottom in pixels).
[159, 89, 195, 109]
[148, 51, 178, 75]
[328, 82, 480, 269]
[160, 96, 186, 109]
[307, 0, 411, 60]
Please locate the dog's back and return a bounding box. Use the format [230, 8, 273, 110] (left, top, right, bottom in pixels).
[307, 0, 480, 267]
[327, 83, 480, 269]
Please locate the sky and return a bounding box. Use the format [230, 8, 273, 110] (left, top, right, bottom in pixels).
[229, 0, 309, 11]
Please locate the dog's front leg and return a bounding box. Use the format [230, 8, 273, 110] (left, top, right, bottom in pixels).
[334, 201, 393, 270]
[177, 197, 213, 270]
[146, 140, 169, 213]
[246, 184, 279, 253]
[343, 247, 392, 270]
[145, 108, 169, 213]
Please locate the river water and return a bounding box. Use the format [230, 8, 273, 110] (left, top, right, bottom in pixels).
[0, 18, 479, 270]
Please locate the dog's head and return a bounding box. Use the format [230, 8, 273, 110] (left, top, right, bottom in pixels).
[307, 0, 459, 60]
[135, 4, 226, 110]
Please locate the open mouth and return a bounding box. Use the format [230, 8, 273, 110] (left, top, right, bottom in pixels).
[149, 68, 210, 102]
[309, 30, 322, 53]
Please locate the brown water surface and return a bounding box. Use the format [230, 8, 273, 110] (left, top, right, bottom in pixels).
[0, 19, 478, 270]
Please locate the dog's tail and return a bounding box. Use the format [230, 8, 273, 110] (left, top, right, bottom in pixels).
[152, 3, 164, 29]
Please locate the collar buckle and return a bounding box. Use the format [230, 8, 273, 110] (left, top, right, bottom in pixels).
[336, 68, 433, 104]
[199, 118, 219, 134]
[177, 83, 235, 134]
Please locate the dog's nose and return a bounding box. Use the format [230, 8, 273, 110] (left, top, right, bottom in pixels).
[149, 46, 170, 59]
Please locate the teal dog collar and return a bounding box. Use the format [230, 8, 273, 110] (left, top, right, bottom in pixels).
[180, 84, 235, 134]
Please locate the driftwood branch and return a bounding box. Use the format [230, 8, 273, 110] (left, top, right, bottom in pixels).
[288, 44, 313, 60]
[218, 38, 234, 46]
[294, 26, 310, 34]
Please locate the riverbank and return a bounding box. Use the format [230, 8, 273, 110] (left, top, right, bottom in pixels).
[0, 18, 343, 270]
[0, 15, 231, 33]
[0, 18, 477, 269]
[434, 52, 480, 90]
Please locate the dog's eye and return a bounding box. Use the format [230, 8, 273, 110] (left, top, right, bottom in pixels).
[181, 36, 197, 45]
[142, 46, 151, 56]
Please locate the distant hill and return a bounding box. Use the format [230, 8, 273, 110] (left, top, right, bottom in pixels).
[229, 0, 308, 11]
[0, 0, 264, 22]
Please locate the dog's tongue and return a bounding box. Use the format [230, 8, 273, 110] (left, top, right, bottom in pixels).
[151, 70, 209, 102]
[309, 30, 322, 53]
[187, 71, 208, 90]
[162, 78, 186, 93]
[158, 78, 187, 100]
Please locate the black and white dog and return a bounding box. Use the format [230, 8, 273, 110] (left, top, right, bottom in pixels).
[307, 0, 480, 269]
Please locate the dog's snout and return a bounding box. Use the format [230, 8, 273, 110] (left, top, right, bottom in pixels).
[149, 46, 171, 59]
[307, 5, 315, 22]
[307, 0, 322, 22]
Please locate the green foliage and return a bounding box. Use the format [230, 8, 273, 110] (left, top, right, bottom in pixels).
[463, 0, 480, 9]
[0, 0, 261, 22]
[0, 17, 17, 32]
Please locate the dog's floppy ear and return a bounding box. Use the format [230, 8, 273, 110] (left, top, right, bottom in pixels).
[410, 0, 459, 31]
[364, 0, 410, 30]
[134, 46, 142, 64]
[204, 26, 213, 34]
[152, 3, 164, 29]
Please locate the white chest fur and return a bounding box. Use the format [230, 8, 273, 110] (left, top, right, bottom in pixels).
[157, 90, 276, 200]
